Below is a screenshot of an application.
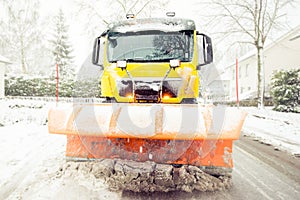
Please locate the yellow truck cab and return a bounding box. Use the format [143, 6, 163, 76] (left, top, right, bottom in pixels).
[92, 16, 213, 103]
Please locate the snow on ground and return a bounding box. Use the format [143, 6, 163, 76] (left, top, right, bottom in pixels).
[0, 124, 62, 198]
[1, 99, 299, 157]
[240, 107, 300, 156]
[0, 99, 53, 126]
[0, 99, 120, 199]
[0, 98, 299, 198]
[0, 123, 121, 199]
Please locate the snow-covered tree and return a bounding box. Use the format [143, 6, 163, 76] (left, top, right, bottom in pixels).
[270, 69, 300, 113]
[49, 9, 75, 80]
[0, 0, 44, 74]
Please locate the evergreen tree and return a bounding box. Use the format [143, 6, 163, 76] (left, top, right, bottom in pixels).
[270, 69, 300, 113]
[50, 9, 75, 80]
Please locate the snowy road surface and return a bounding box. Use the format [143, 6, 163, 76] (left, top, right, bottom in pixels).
[0, 100, 299, 199]
[241, 107, 300, 156]
[0, 124, 299, 200]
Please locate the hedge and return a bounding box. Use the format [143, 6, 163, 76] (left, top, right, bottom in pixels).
[5, 75, 101, 98]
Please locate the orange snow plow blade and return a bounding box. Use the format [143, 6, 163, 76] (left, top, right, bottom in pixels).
[48, 103, 246, 168]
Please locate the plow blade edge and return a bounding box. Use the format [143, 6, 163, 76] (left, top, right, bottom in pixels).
[48, 103, 246, 168]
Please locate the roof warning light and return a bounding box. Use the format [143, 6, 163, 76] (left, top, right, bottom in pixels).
[166, 12, 175, 17]
[126, 14, 135, 19]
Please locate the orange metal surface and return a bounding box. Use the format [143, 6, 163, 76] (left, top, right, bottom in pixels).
[49, 103, 246, 168]
[66, 135, 234, 168]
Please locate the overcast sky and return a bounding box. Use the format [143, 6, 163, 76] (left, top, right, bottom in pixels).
[39, 0, 199, 65]
[39, 0, 300, 66]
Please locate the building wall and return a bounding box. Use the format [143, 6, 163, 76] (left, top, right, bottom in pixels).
[228, 26, 300, 100]
[0, 63, 4, 98]
[264, 36, 300, 85]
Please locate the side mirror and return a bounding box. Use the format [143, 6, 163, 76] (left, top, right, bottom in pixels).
[196, 32, 213, 68]
[92, 37, 104, 68]
[117, 60, 127, 70]
[169, 59, 181, 70]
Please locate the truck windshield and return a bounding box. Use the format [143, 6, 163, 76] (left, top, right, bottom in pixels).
[107, 30, 194, 62]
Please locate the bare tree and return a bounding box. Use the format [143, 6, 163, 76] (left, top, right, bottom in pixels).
[0, 0, 42, 74]
[200, 0, 297, 108]
[75, 0, 169, 38]
[112, 0, 169, 18]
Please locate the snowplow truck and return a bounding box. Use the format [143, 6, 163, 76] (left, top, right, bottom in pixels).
[48, 16, 247, 192]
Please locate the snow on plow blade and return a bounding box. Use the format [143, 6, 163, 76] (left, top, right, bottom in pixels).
[48, 103, 246, 140]
[48, 103, 247, 168]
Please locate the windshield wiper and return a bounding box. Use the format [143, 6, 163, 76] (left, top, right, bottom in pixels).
[150, 57, 185, 62]
[110, 57, 187, 63]
[111, 58, 147, 63]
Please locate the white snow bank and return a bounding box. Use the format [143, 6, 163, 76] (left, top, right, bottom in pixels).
[241, 107, 300, 156]
[0, 99, 55, 126]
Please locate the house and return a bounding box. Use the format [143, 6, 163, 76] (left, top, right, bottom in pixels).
[0, 55, 11, 98]
[226, 25, 300, 101]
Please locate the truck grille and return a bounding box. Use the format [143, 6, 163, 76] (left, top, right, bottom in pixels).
[117, 79, 182, 99]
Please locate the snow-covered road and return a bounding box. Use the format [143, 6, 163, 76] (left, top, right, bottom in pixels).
[1, 124, 299, 199]
[0, 123, 120, 199]
[0, 99, 300, 199]
[241, 107, 300, 156]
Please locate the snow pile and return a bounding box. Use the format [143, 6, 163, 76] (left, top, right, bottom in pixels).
[241, 107, 300, 156]
[58, 159, 232, 193]
[0, 99, 54, 126]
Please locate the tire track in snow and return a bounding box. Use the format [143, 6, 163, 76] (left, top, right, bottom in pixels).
[232, 137, 300, 200]
[0, 127, 61, 199]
